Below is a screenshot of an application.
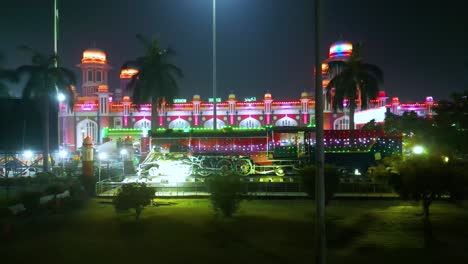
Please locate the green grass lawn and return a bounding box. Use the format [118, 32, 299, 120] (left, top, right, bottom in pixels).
[1, 199, 468, 264]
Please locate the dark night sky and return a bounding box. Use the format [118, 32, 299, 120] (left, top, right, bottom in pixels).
[1, 0, 467, 102]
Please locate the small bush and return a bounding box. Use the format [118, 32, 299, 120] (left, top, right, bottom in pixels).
[300, 165, 340, 205]
[33, 172, 56, 185]
[207, 173, 244, 217]
[113, 183, 154, 220]
[20, 191, 42, 213]
[44, 183, 66, 195]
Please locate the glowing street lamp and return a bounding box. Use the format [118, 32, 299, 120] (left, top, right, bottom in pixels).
[98, 152, 107, 193]
[57, 93, 65, 102]
[23, 150, 33, 159]
[412, 145, 424, 155]
[120, 149, 128, 156]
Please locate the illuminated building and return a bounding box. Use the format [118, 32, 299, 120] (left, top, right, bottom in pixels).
[59, 44, 436, 151]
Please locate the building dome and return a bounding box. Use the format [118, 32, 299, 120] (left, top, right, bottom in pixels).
[378, 91, 387, 98]
[83, 136, 93, 146]
[97, 85, 109, 93]
[264, 92, 272, 100]
[192, 94, 201, 101]
[228, 93, 236, 100]
[81, 48, 107, 64]
[120, 68, 139, 79]
[329, 41, 353, 58]
[301, 92, 309, 99]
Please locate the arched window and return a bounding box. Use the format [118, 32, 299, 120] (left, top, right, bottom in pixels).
[134, 118, 151, 129]
[76, 119, 98, 148]
[87, 70, 93, 82]
[96, 71, 102, 82]
[239, 117, 261, 128]
[334, 116, 349, 130]
[169, 118, 190, 129]
[275, 117, 298, 127]
[204, 118, 225, 129]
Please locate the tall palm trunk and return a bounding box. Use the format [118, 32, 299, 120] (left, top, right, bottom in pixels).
[151, 96, 158, 134]
[349, 106, 355, 130]
[42, 96, 50, 173]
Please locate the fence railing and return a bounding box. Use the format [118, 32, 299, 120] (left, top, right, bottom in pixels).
[97, 181, 393, 197]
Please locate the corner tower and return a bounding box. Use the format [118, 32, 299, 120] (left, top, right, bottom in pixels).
[76, 48, 112, 96]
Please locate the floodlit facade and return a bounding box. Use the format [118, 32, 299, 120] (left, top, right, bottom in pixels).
[59, 43, 435, 151]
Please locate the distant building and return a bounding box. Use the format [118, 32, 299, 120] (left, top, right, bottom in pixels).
[59, 43, 435, 151]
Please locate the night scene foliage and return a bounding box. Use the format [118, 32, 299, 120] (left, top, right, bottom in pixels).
[0, 51, 17, 97]
[122, 34, 183, 132]
[368, 155, 468, 246]
[15, 46, 76, 173]
[326, 43, 384, 130]
[113, 183, 154, 220]
[299, 165, 340, 205]
[207, 173, 244, 218]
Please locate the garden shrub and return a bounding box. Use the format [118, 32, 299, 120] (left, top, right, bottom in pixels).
[300, 165, 340, 205]
[207, 173, 244, 217]
[20, 191, 42, 213]
[113, 183, 154, 220]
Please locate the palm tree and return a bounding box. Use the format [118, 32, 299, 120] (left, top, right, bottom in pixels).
[0, 52, 17, 97]
[326, 43, 383, 130]
[16, 47, 76, 173]
[123, 34, 183, 133]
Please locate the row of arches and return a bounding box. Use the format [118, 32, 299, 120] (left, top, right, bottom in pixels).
[75, 117, 300, 147]
[75, 116, 351, 147]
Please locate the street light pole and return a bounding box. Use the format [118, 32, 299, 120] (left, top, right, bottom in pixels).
[314, 0, 326, 263]
[212, 0, 217, 130]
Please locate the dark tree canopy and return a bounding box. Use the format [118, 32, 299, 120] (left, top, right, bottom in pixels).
[16, 47, 76, 172]
[123, 34, 182, 132]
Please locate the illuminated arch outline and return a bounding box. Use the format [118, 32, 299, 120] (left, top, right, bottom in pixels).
[334, 116, 350, 130]
[134, 118, 151, 129]
[169, 118, 190, 129]
[204, 118, 226, 129]
[76, 118, 98, 148]
[239, 117, 261, 128]
[275, 116, 298, 127]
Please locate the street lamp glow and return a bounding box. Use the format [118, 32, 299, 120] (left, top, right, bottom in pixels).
[412, 145, 424, 155]
[98, 152, 107, 160]
[59, 150, 67, 158]
[120, 149, 128, 156]
[23, 150, 33, 159]
[57, 93, 66, 102]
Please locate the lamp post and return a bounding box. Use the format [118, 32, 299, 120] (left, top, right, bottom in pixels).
[57, 93, 65, 150]
[98, 152, 107, 194]
[23, 150, 33, 176]
[212, 0, 217, 130]
[59, 150, 67, 177]
[314, 0, 326, 263]
[120, 148, 128, 175]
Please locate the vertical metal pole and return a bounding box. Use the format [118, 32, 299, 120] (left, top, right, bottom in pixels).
[314, 0, 326, 263]
[54, 0, 58, 60]
[54, 0, 61, 151]
[212, 0, 217, 130]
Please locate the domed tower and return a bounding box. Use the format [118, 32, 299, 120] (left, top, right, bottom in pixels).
[192, 94, 201, 126]
[76, 48, 112, 96]
[227, 93, 237, 125]
[263, 92, 273, 125]
[118, 67, 139, 102]
[322, 41, 353, 129]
